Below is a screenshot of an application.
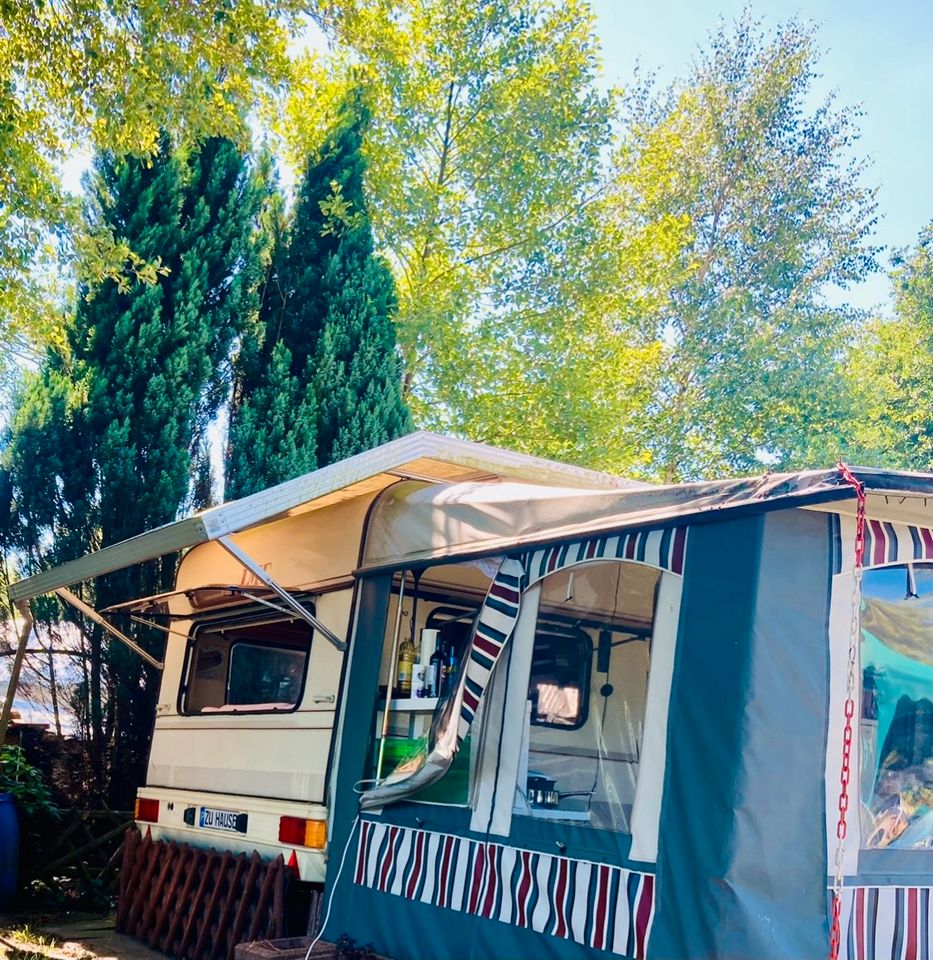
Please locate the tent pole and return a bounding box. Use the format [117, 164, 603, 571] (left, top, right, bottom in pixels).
[217, 536, 347, 651]
[55, 588, 163, 670]
[376, 572, 407, 783]
[0, 600, 34, 745]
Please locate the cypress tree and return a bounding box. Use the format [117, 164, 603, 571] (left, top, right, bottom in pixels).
[2, 135, 266, 801]
[226, 96, 410, 497]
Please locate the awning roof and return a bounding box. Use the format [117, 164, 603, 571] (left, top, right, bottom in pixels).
[9, 432, 639, 602]
[359, 466, 933, 570]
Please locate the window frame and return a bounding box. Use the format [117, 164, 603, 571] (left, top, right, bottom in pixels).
[527, 620, 593, 731]
[178, 610, 314, 717]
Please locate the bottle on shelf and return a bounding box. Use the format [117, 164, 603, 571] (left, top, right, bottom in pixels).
[396, 635, 415, 697]
[429, 640, 444, 699]
[421, 628, 439, 698]
[444, 642, 459, 695]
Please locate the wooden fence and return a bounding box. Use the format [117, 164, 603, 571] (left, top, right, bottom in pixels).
[30, 807, 134, 895]
[116, 828, 287, 960]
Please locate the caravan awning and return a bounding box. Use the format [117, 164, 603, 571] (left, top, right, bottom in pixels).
[359, 467, 933, 571]
[8, 432, 637, 602]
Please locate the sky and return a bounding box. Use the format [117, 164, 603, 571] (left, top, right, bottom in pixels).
[590, 0, 933, 314]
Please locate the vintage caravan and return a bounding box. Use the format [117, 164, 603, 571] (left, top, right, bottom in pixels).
[9, 434, 933, 960]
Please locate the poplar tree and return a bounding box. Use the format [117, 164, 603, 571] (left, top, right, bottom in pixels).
[226, 98, 409, 498]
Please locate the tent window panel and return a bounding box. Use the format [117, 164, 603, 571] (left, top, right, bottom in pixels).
[182, 617, 312, 715]
[517, 561, 659, 834]
[860, 563, 933, 850]
[372, 561, 493, 806]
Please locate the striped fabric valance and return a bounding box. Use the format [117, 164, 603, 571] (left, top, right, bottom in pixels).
[355, 819, 655, 959]
[832, 514, 933, 574]
[841, 885, 932, 959]
[525, 527, 687, 584]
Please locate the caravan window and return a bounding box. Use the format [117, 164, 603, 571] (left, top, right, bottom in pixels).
[182, 616, 312, 714]
[860, 563, 933, 850]
[517, 561, 658, 833]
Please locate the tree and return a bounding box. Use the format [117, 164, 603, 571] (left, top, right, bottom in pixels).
[284, 0, 613, 425]
[2, 135, 266, 801]
[848, 226, 933, 470]
[0, 0, 308, 377]
[227, 98, 410, 498]
[588, 15, 879, 480]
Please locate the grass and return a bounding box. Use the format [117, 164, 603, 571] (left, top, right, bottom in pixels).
[0, 924, 93, 960]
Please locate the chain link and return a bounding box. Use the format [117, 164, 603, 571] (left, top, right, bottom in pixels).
[829, 464, 866, 960]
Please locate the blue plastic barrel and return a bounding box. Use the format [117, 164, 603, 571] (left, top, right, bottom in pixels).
[0, 793, 19, 909]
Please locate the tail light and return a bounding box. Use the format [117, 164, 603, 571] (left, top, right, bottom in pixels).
[278, 816, 326, 849]
[135, 797, 160, 823]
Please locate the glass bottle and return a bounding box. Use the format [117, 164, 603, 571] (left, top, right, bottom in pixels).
[397, 636, 415, 698]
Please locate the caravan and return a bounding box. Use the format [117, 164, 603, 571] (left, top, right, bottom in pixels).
[10, 433, 933, 959]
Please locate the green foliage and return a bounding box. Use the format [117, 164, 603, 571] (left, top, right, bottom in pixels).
[587, 14, 879, 479]
[0, 746, 58, 820]
[227, 96, 410, 497]
[848, 225, 933, 470]
[0, 0, 308, 378]
[286, 0, 613, 423]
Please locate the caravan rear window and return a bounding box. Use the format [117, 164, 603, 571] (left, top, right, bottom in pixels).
[182, 617, 312, 714]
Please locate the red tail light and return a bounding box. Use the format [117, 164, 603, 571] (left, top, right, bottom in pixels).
[278, 816, 326, 849]
[135, 797, 160, 823]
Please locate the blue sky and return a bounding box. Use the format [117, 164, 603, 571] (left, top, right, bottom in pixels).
[590, 0, 933, 314]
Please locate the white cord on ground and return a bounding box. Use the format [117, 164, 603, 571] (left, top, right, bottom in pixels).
[304, 813, 361, 960]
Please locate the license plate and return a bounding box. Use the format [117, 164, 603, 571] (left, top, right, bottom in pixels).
[199, 806, 248, 833]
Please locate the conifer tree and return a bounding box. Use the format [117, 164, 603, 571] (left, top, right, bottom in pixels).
[227, 97, 409, 498]
[2, 135, 266, 800]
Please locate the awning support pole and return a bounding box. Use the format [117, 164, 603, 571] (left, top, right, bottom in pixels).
[217, 536, 347, 651]
[55, 588, 164, 670]
[0, 600, 34, 744]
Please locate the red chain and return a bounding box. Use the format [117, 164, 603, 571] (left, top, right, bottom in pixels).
[829, 463, 867, 960]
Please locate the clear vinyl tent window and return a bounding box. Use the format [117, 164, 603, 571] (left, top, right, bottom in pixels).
[516, 560, 659, 833]
[860, 563, 933, 850]
[182, 616, 312, 714]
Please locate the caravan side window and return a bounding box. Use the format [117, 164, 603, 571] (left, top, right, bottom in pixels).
[860, 563, 933, 850]
[182, 616, 312, 714]
[517, 560, 659, 833]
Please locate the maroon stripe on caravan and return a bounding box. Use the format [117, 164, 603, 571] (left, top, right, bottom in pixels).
[354, 820, 370, 886]
[870, 519, 887, 566]
[481, 844, 498, 919]
[592, 864, 609, 951]
[468, 845, 484, 915]
[406, 830, 425, 900]
[489, 582, 520, 604]
[462, 688, 479, 712]
[906, 886, 918, 960]
[624, 533, 637, 560]
[438, 836, 454, 908]
[922, 528, 933, 558]
[516, 850, 533, 928]
[635, 874, 653, 960]
[585, 539, 598, 560]
[379, 825, 398, 892]
[546, 548, 560, 573]
[553, 856, 569, 938]
[855, 886, 864, 960]
[672, 527, 686, 575]
[473, 635, 502, 659]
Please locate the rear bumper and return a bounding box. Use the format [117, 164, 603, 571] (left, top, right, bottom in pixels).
[135, 786, 328, 883]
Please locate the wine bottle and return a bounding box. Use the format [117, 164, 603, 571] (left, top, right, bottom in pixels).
[397, 636, 415, 697]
